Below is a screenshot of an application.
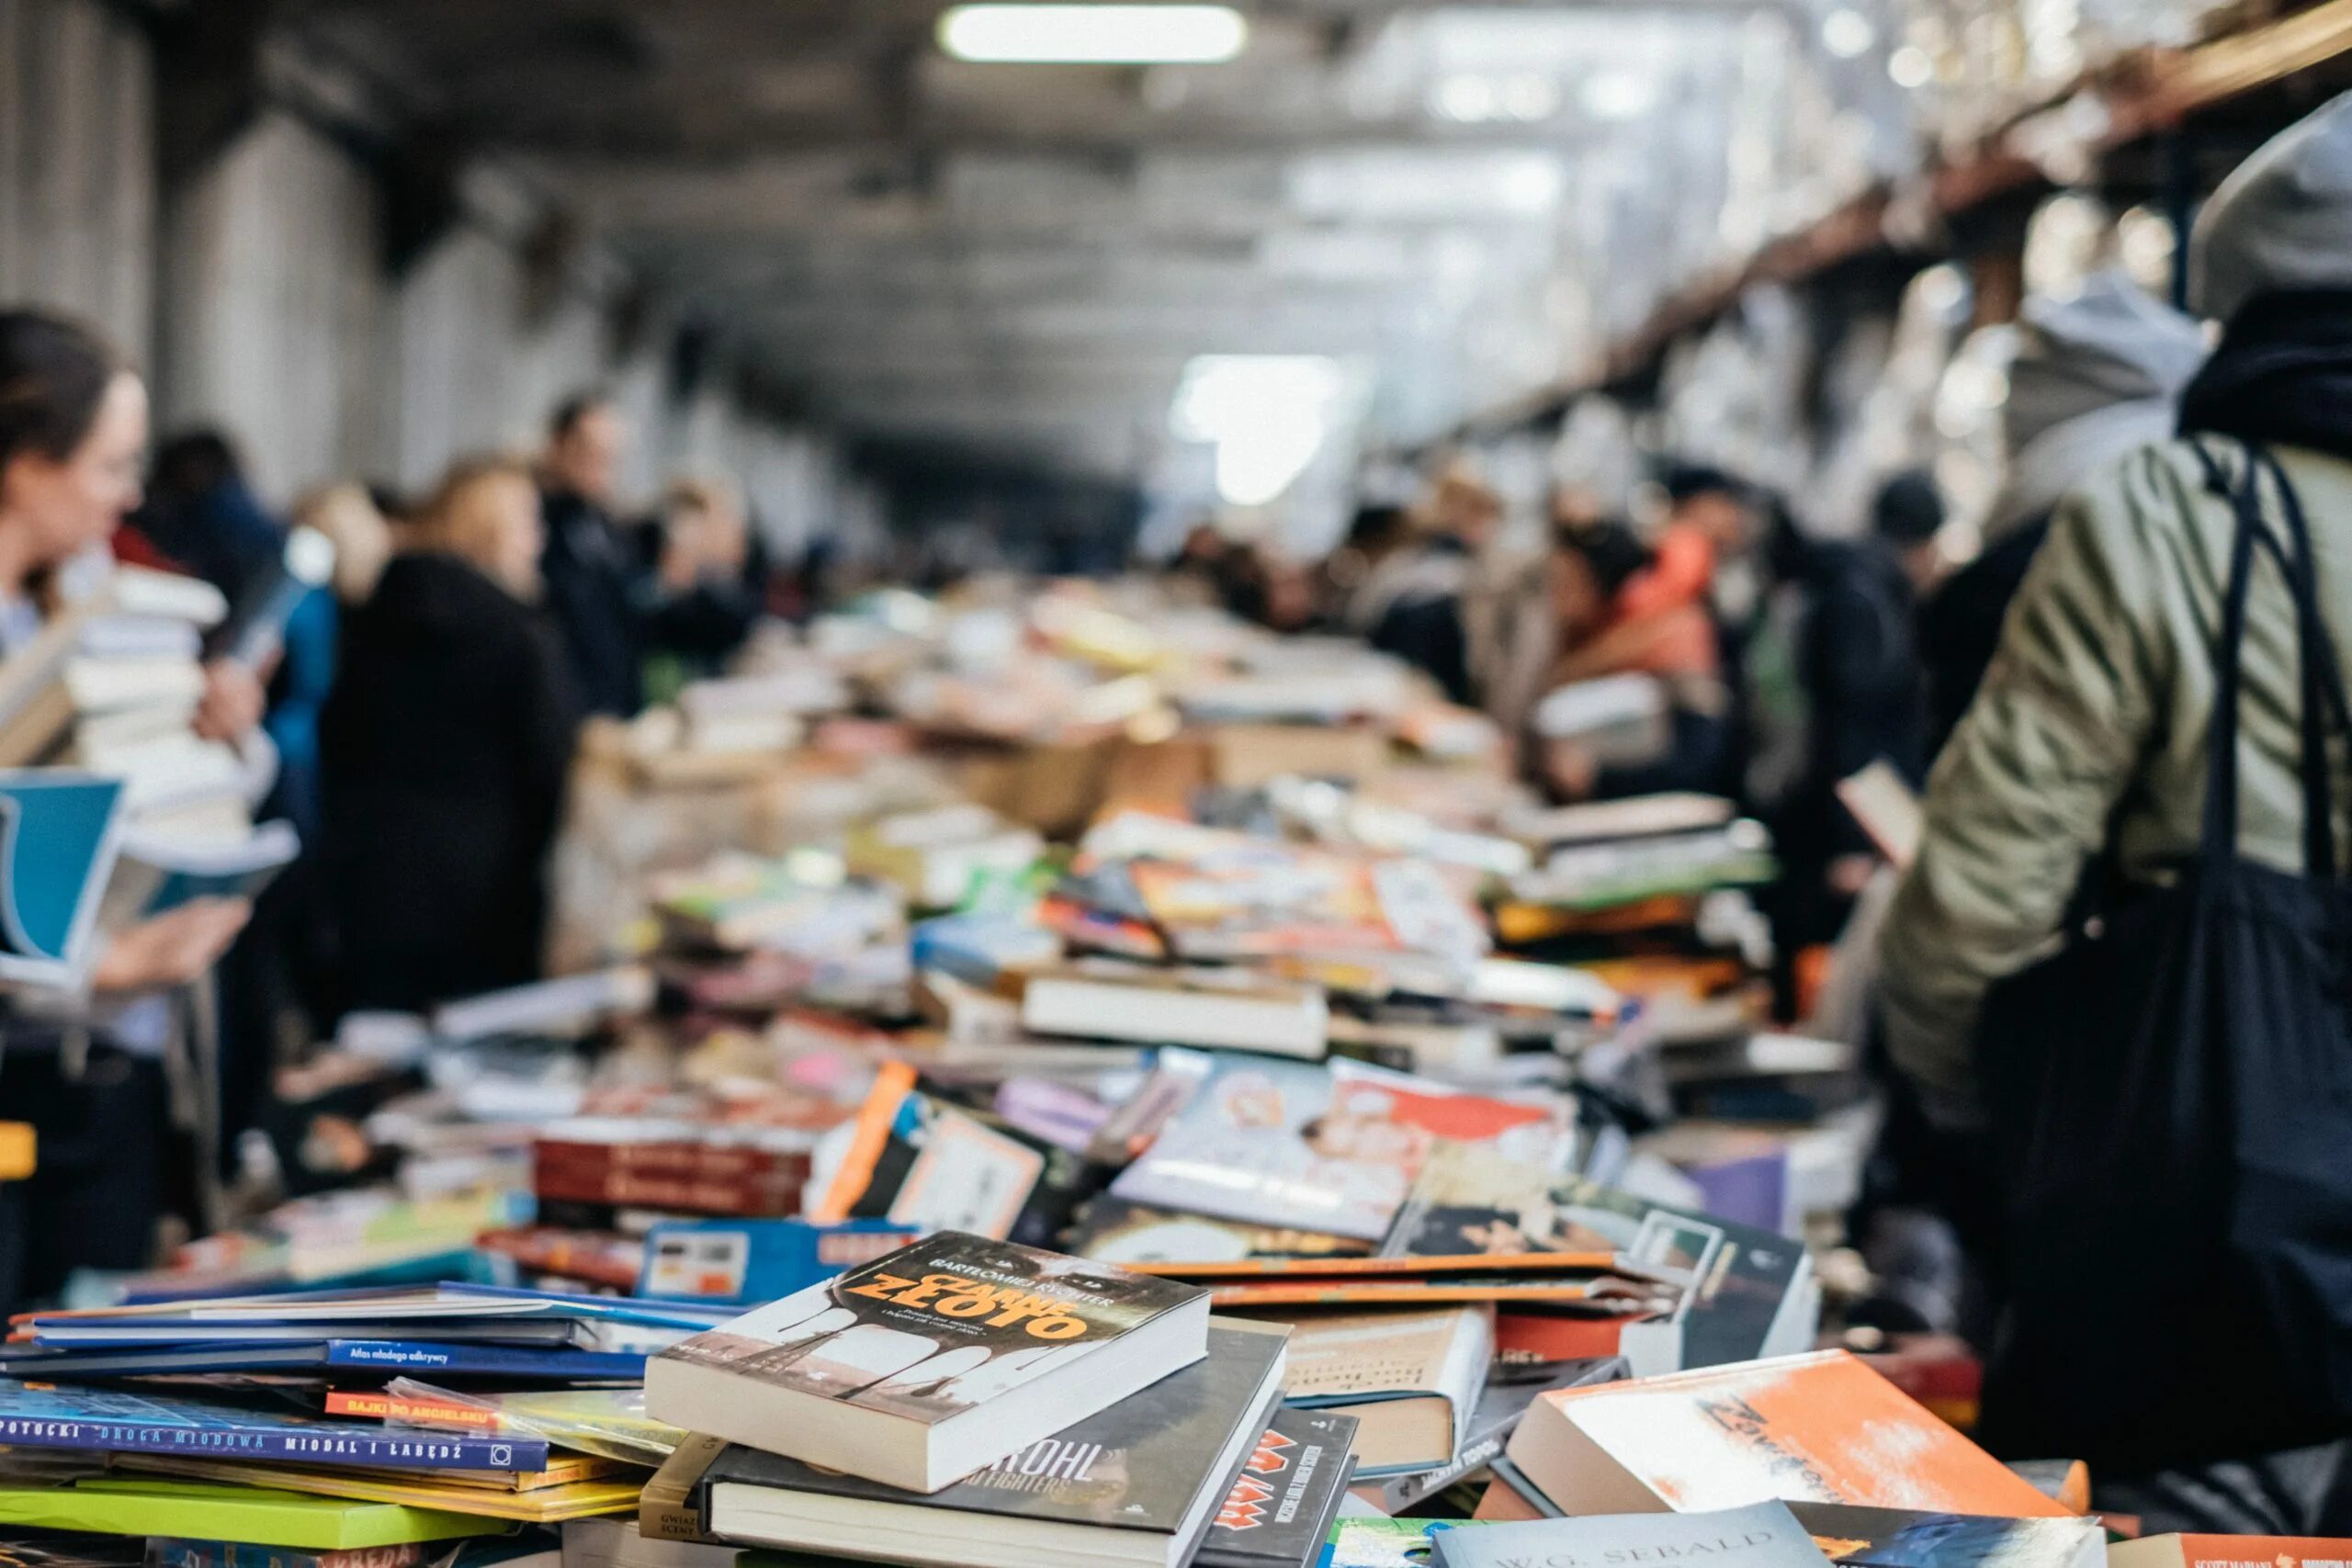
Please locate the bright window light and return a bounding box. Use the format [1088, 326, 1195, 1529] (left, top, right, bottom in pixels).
[1580, 72, 1657, 121]
[1170, 355, 1349, 508]
[1821, 8, 1877, 57]
[937, 5, 1249, 64]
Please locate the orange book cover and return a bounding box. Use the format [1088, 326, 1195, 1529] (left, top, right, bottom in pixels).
[323, 1391, 501, 1430]
[1512, 1349, 2072, 1518]
[2116, 1539, 2352, 1568]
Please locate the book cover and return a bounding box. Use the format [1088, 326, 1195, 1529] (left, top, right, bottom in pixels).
[150, 1539, 435, 1568]
[695, 1324, 1283, 1535]
[0, 1477, 497, 1551]
[0, 1341, 646, 1382]
[1433, 1501, 1835, 1568]
[1064, 1199, 1374, 1268]
[638, 1219, 922, 1305]
[1785, 1503, 2103, 1568]
[1507, 1352, 2071, 1519]
[0, 771, 126, 988]
[1331, 1520, 1492, 1568]
[1385, 1146, 1810, 1372]
[0, 1382, 547, 1472]
[1278, 1304, 1491, 1477]
[1109, 1056, 1566, 1242]
[2111, 1539, 2352, 1568]
[650, 1230, 1204, 1429]
[117, 1459, 641, 1526]
[1194, 1407, 1359, 1568]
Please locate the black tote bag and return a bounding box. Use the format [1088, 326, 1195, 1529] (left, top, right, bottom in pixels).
[1973, 442, 2352, 1472]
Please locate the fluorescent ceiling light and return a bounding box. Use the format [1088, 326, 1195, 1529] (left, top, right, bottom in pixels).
[937, 5, 1249, 64]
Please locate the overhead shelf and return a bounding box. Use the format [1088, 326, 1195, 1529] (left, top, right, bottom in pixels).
[1448, 0, 2352, 443]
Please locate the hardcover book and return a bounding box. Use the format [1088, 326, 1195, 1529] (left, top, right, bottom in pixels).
[0, 1382, 546, 1472]
[1433, 1501, 1836, 1568]
[1194, 1406, 1359, 1568]
[644, 1230, 1210, 1493]
[692, 1323, 1285, 1568]
[1276, 1304, 1492, 1477]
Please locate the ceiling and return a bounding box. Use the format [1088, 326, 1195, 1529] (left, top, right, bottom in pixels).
[281, 0, 1917, 478]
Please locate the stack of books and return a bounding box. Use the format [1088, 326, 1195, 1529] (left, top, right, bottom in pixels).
[637, 1231, 1351, 1568]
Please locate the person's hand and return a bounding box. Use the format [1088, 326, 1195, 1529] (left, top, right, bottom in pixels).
[1543, 739, 1600, 801]
[91, 898, 251, 996]
[192, 661, 266, 743]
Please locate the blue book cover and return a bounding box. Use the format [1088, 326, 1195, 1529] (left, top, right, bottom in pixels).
[0, 771, 126, 988]
[1432, 1504, 1833, 1568]
[0, 1381, 548, 1472]
[1, 1340, 643, 1383]
[636, 1218, 921, 1305]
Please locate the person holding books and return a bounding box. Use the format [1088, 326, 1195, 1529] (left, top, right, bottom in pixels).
[0, 308, 263, 1311]
[321, 457, 576, 1012]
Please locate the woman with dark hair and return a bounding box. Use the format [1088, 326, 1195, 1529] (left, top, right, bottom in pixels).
[0, 309, 258, 1309]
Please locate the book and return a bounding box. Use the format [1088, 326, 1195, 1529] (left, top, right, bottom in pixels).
[1107, 1055, 1566, 1243]
[804, 1063, 1080, 1244]
[696, 1322, 1286, 1568]
[0, 1338, 654, 1382]
[0, 771, 126, 988]
[1274, 1304, 1492, 1478]
[97, 818, 300, 926]
[62, 654, 208, 715]
[639, 1434, 729, 1543]
[2109, 1539, 2352, 1568]
[1785, 1503, 2103, 1568]
[116, 1459, 642, 1525]
[644, 1230, 1212, 1494]
[0, 1477, 496, 1551]
[1382, 1145, 1816, 1373]
[1836, 762, 1923, 871]
[1503, 794, 1736, 849]
[151, 1540, 437, 1568]
[1503, 1352, 2073, 1519]
[1194, 1407, 1359, 1568]
[638, 1219, 922, 1305]
[1377, 1359, 1627, 1514]
[0, 1381, 548, 1471]
[1330, 1519, 1493, 1568]
[559, 1518, 735, 1568]
[1433, 1501, 1837, 1568]
[1508, 824, 1777, 912]
[1020, 962, 1329, 1059]
[1062, 1198, 1373, 1268]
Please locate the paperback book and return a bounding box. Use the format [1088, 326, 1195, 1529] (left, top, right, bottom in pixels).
[693, 1323, 1286, 1568]
[645, 1230, 1210, 1493]
[1194, 1406, 1359, 1568]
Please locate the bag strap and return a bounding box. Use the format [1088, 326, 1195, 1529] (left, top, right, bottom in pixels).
[2192, 440, 2268, 869]
[2188, 438, 2350, 878]
[2254, 446, 2352, 880]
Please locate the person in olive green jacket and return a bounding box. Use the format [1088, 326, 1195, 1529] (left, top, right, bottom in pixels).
[1882, 93, 2352, 1132]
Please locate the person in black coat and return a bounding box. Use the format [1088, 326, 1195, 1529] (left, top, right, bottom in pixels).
[537, 390, 645, 718]
[322, 457, 575, 1012]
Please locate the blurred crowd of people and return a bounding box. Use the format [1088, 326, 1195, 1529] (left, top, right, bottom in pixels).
[0, 334, 786, 1303]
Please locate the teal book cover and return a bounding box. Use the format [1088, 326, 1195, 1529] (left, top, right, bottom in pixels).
[0, 771, 124, 988]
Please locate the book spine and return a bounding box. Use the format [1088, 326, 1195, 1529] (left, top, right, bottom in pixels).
[0, 1411, 546, 1472]
[531, 1168, 799, 1216]
[323, 1339, 646, 1383]
[533, 1141, 809, 1180]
